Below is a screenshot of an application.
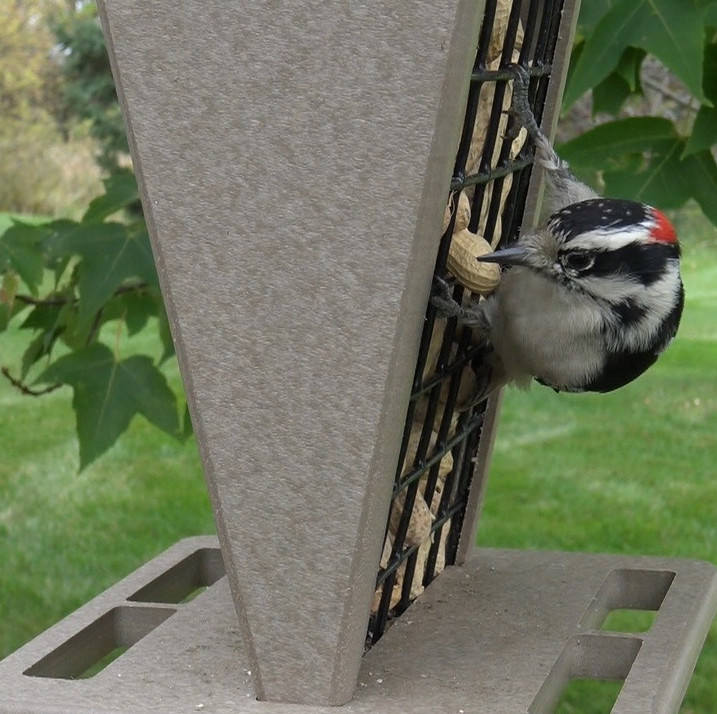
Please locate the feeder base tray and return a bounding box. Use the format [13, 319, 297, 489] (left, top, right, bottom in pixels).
[1, 536, 715, 713]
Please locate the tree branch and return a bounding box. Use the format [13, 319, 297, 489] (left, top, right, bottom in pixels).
[642, 76, 699, 112]
[1, 366, 62, 396]
[14, 294, 67, 307]
[14, 282, 151, 308]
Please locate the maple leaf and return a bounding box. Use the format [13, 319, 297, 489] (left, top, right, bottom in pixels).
[565, 0, 708, 108]
[82, 170, 140, 223]
[38, 343, 181, 470]
[59, 222, 158, 333]
[0, 221, 45, 294]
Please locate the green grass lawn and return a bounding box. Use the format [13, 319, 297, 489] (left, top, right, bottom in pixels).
[1, 208, 715, 711]
[0, 211, 215, 657]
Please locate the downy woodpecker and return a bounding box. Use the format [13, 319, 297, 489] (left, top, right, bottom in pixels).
[434, 66, 684, 397]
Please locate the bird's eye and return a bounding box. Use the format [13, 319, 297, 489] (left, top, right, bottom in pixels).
[562, 251, 594, 272]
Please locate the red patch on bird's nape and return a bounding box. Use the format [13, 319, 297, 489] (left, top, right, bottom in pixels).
[649, 208, 678, 244]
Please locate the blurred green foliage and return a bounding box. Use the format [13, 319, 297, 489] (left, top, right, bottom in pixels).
[50, 1, 129, 172]
[560, 0, 717, 225]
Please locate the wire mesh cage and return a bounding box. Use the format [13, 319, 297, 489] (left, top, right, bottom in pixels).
[367, 0, 567, 646]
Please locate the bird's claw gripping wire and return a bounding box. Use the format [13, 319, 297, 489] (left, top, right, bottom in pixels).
[430, 275, 488, 330]
[506, 64, 576, 186]
[507, 64, 542, 141]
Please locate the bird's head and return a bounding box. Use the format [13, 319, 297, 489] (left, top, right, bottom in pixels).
[479, 198, 681, 301]
[478, 198, 684, 353]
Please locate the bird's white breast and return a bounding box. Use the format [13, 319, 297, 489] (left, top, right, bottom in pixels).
[484, 267, 607, 390]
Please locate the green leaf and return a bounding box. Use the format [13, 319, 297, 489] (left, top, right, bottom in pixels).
[19, 297, 74, 375]
[577, 0, 620, 35]
[20, 301, 64, 331]
[60, 223, 158, 332]
[97, 289, 158, 334]
[614, 46, 646, 91]
[564, 0, 707, 108]
[182, 402, 193, 440]
[38, 343, 181, 469]
[57, 302, 86, 351]
[603, 139, 693, 208]
[0, 219, 77, 294]
[21, 328, 62, 379]
[703, 40, 717, 101]
[592, 72, 632, 115]
[82, 170, 140, 223]
[593, 131, 717, 225]
[684, 105, 717, 156]
[706, 2, 717, 26]
[40, 220, 79, 284]
[685, 150, 717, 225]
[587, 47, 646, 116]
[564, 0, 645, 107]
[684, 41, 717, 156]
[157, 302, 175, 362]
[123, 290, 157, 335]
[638, 0, 708, 103]
[0, 305, 12, 332]
[40, 219, 79, 261]
[0, 222, 45, 294]
[558, 117, 677, 167]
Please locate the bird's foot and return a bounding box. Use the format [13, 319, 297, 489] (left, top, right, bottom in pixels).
[430, 274, 462, 319]
[458, 362, 495, 411]
[507, 64, 570, 177]
[507, 64, 541, 141]
[430, 275, 487, 328]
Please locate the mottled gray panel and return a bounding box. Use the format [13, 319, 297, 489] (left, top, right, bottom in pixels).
[97, 1, 482, 703]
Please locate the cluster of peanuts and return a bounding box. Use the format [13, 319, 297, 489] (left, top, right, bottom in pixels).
[372, 424, 454, 611]
[444, 0, 527, 298]
[372, 0, 526, 615]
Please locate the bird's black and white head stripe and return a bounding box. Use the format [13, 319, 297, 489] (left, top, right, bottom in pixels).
[545, 198, 681, 305]
[548, 198, 651, 242]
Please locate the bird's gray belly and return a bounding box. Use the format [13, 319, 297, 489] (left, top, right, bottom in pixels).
[487, 269, 607, 390]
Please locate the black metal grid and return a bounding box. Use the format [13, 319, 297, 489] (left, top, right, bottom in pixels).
[367, 0, 566, 647]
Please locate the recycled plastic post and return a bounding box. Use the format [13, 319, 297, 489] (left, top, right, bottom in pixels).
[97, 0, 485, 705]
[2, 2, 717, 713]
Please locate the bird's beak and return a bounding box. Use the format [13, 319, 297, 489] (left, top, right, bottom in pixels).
[476, 245, 531, 267]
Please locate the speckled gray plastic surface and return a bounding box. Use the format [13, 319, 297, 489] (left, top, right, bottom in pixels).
[2, 537, 715, 713]
[95, 0, 484, 704]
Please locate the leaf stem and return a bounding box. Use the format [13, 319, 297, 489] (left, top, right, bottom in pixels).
[1, 366, 62, 396]
[86, 307, 105, 346]
[15, 295, 68, 307]
[14, 282, 151, 308]
[114, 311, 124, 360]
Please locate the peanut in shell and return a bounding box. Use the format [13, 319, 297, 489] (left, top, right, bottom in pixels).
[446, 228, 501, 294]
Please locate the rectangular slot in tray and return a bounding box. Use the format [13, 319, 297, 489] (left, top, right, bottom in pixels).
[24, 606, 175, 679]
[580, 568, 676, 631]
[128, 547, 225, 604]
[529, 634, 642, 713]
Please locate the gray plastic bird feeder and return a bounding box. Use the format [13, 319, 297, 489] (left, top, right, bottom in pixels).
[2, 1, 716, 712]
